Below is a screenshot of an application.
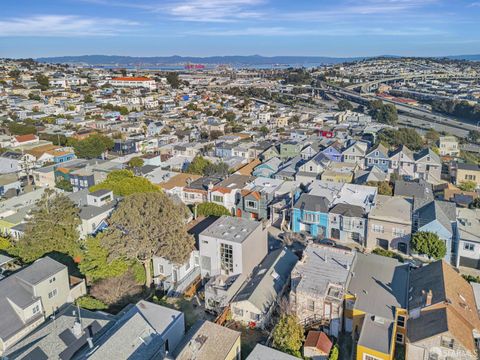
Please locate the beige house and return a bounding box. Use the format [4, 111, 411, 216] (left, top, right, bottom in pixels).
[455, 163, 480, 189]
[0, 257, 86, 354]
[173, 320, 241, 360]
[438, 135, 459, 156]
[366, 195, 412, 254]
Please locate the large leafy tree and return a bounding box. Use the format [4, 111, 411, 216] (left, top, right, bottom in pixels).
[411, 231, 446, 260]
[101, 192, 195, 285]
[12, 189, 81, 262]
[337, 99, 353, 111]
[272, 314, 305, 357]
[186, 155, 211, 175]
[90, 170, 160, 196]
[458, 181, 477, 192]
[68, 134, 114, 159]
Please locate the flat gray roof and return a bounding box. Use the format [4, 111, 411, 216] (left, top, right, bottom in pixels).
[358, 315, 394, 355]
[246, 344, 300, 360]
[200, 216, 261, 244]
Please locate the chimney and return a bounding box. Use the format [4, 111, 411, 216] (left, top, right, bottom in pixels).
[425, 289, 433, 307]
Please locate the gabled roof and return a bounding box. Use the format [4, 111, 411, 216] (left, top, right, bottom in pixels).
[408, 261, 480, 354]
[414, 148, 441, 164]
[366, 143, 389, 157]
[304, 331, 333, 354]
[293, 193, 330, 212]
[14, 134, 37, 143]
[389, 145, 414, 160]
[415, 200, 456, 233]
[232, 248, 297, 313]
[329, 203, 365, 218]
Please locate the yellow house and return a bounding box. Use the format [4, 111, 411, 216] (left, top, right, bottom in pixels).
[344, 253, 409, 360]
[321, 162, 356, 184]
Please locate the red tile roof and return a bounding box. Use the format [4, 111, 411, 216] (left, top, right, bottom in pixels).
[14, 134, 37, 143]
[111, 77, 152, 81]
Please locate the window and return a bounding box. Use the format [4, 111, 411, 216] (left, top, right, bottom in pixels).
[397, 315, 406, 327]
[372, 224, 384, 233]
[307, 299, 315, 311]
[233, 307, 243, 316]
[48, 289, 58, 299]
[220, 243, 234, 273]
[464, 242, 475, 251]
[246, 200, 257, 209]
[185, 261, 190, 270]
[393, 228, 406, 237]
[250, 313, 260, 321]
[49, 277, 56, 284]
[395, 333, 404, 344]
[303, 212, 319, 224]
[363, 355, 382, 360]
[213, 195, 224, 203]
[158, 265, 164, 274]
[32, 304, 40, 315]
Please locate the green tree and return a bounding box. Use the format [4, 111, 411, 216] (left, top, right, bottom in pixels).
[337, 99, 353, 111]
[196, 203, 231, 217]
[75, 296, 108, 310]
[411, 231, 446, 260]
[288, 115, 300, 126]
[329, 344, 340, 360]
[259, 126, 269, 136]
[186, 155, 212, 175]
[0, 236, 12, 252]
[79, 235, 130, 282]
[458, 181, 477, 192]
[68, 134, 114, 159]
[11, 189, 81, 263]
[272, 314, 305, 357]
[35, 74, 49, 90]
[204, 162, 230, 177]
[166, 72, 181, 88]
[224, 112, 236, 122]
[369, 100, 398, 125]
[101, 192, 195, 285]
[56, 178, 73, 192]
[90, 170, 160, 196]
[84, 94, 94, 103]
[425, 129, 440, 145]
[127, 156, 144, 169]
[8, 122, 37, 135]
[377, 128, 423, 150]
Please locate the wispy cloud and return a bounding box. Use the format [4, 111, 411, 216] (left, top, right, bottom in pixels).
[164, 0, 265, 22]
[190, 26, 443, 37]
[0, 15, 138, 37]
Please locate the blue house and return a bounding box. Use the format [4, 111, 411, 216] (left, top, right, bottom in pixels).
[414, 200, 457, 263]
[146, 121, 164, 136]
[113, 139, 138, 155]
[53, 151, 75, 164]
[291, 193, 330, 238]
[252, 157, 282, 178]
[321, 143, 343, 162]
[365, 143, 390, 172]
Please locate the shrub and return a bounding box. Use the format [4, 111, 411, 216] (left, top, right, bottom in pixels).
[75, 295, 108, 310]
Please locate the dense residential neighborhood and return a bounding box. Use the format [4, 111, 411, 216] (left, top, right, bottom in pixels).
[0, 57, 480, 360]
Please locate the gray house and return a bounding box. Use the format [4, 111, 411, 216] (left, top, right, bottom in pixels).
[88, 300, 185, 359]
[230, 248, 297, 329]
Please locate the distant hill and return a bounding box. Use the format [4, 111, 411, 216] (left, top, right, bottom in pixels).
[35, 54, 480, 66]
[35, 55, 365, 66]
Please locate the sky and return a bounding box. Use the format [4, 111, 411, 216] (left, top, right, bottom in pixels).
[1, 0, 480, 58]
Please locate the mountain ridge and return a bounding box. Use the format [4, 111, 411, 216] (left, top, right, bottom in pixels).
[35, 54, 480, 65]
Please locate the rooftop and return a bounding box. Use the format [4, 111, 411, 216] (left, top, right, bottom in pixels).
[200, 216, 261, 244]
[173, 320, 240, 360]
